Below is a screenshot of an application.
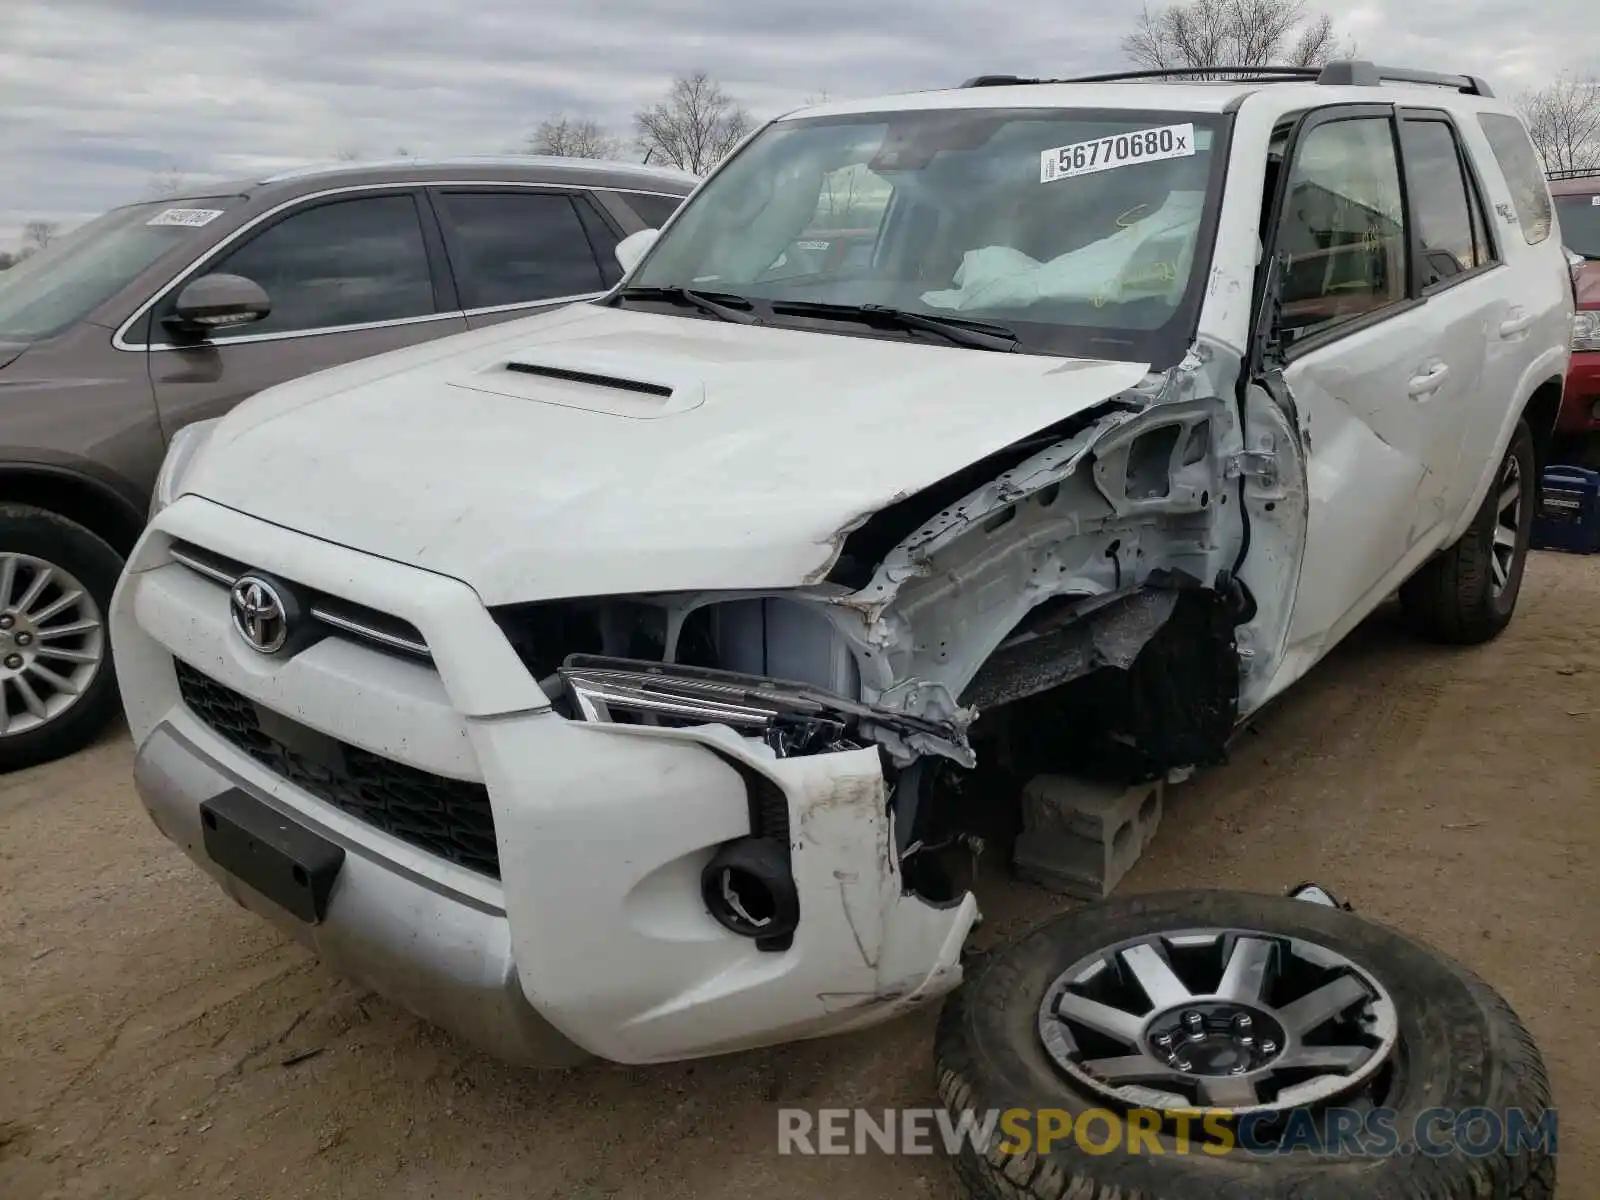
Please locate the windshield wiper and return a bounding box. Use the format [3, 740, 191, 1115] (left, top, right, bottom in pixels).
[770, 299, 1019, 352]
[613, 285, 763, 325]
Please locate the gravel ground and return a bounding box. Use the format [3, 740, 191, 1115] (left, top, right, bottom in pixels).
[2, 551, 1596, 1200]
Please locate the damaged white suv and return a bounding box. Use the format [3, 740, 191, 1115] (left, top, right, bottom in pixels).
[114, 62, 1570, 1069]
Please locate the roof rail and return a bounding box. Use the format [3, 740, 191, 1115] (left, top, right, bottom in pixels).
[960, 59, 1494, 98]
[1315, 60, 1494, 97]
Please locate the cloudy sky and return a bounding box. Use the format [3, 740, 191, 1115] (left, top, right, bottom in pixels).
[1, 0, 1590, 250]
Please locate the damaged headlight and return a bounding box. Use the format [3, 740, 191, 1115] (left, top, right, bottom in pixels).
[556, 655, 966, 761]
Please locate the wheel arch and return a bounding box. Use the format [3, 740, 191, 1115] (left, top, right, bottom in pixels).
[0, 464, 146, 558]
[1446, 367, 1567, 548]
[1519, 374, 1565, 476]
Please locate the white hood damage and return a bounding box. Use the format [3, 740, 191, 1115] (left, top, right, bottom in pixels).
[182, 304, 1152, 605]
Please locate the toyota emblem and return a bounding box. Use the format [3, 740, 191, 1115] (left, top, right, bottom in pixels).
[230, 575, 289, 654]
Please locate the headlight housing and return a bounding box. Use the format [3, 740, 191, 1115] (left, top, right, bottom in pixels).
[149, 418, 220, 519]
[1574, 311, 1600, 354]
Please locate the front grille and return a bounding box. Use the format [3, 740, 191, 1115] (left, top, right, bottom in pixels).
[168, 540, 430, 660]
[174, 660, 500, 878]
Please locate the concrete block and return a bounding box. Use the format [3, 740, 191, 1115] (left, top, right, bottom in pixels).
[1012, 775, 1163, 899]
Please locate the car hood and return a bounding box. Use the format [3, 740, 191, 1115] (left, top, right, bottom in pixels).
[186, 303, 1152, 604]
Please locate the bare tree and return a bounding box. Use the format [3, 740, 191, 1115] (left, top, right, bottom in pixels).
[634, 72, 753, 174]
[528, 114, 620, 159]
[1518, 73, 1600, 175]
[22, 220, 58, 254]
[1123, 0, 1345, 79]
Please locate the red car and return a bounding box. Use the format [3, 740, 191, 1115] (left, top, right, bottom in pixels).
[1553, 171, 1600, 447]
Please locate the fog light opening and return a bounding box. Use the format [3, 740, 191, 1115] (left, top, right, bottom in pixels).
[701, 836, 801, 951]
[719, 867, 776, 929]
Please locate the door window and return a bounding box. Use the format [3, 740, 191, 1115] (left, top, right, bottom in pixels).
[435, 191, 605, 309]
[1273, 117, 1409, 343]
[1399, 119, 1494, 286]
[202, 194, 435, 335]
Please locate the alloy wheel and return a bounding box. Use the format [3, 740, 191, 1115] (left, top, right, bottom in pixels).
[1037, 928, 1398, 1116]
[1490, 451, 1522, 597]
[0, 554, 106, 737]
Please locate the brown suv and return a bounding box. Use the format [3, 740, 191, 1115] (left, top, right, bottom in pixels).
[0, 156, 695, 770]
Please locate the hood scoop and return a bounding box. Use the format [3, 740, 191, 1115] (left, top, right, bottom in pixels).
[449, 343, 707, 419]
[504, 361, 674, 397]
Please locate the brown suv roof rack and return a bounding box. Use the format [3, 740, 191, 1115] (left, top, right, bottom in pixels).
[960, 59, 1494, 98]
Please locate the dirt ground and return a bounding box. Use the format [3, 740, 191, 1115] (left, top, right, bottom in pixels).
[2, 552, 1596, 1200]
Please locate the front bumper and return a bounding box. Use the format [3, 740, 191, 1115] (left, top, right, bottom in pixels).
[112, 496, 979, 1066]
[1559, 350, 1600, 434]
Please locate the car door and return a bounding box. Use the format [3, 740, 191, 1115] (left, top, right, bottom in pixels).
[1392, 109, 1504, 530]
[427, 188, 615, 330]
[149, 189, 467, 435]
[1262, 106, 1449, 655]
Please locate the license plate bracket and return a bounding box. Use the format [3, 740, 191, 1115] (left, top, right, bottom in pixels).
[200, 790, 344, 923]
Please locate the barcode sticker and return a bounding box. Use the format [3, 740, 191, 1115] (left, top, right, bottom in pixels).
[1041, 123, 1196, 184]
[147, 208, 225, 228]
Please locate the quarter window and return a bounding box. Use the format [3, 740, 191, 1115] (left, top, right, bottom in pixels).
[434, 191, 605, 309]
[618, 192, 686, 229]
[1476, 114, 1554, 245]
[1400, 119, 1493, 286]
[1273, 117, 1409, 342]
[205, 194, 435, 335]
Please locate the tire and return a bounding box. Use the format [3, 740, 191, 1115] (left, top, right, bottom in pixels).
[1400, 420, 1535, 645]
[0, 505, 124, 773]
[935, 890, 1553, 1200]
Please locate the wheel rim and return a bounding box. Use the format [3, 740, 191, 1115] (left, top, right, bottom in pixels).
[1037, 928, 1398, 1116]
[0, 554, 106, 738]
[1490, 451, 1522, 597]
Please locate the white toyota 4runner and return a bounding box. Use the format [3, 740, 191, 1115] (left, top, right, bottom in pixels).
[113, 62, 1571, 1069]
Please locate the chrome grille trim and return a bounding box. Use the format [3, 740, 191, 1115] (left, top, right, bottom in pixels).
[168, 539, 431, 661]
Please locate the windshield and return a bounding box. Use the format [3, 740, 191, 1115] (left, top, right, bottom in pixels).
[1556, 193, 1600, 259]
[627, 106, 1227, 363]
[0, 196, 241, 341]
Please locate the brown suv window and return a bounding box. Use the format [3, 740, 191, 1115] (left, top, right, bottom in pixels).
[1273, 117, 1409, 342]
[434, 191, 606, 309]
[206, 194, 436, 335]
[1400, 118, 1494, 286]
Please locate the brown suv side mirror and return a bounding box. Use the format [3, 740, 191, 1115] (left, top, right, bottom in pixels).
[164, 274, 272, 337]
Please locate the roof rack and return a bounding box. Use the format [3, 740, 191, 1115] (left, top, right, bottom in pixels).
[960, 59, 1494, 98]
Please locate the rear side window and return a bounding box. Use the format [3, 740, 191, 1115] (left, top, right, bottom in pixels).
[1476, 114, 1554, 245]
[617, 191, 685, 229]
[206, 194, 436, 335]
[435, 191, 605, 309]
[1399, 118, 1494, 286]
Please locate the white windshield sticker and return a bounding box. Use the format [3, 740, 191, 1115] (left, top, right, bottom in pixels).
[1041, 123, 1197, 184]
[146, 207, 225, 228]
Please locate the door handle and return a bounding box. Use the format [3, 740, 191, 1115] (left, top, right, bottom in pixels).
[1498, 310, 1534, 337]
[1408, 363, 1450, 396]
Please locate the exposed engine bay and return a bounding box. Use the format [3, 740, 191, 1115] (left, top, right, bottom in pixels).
[490, 337, 1298, 912]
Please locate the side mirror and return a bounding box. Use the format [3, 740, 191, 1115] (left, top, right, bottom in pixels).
[614, 228, 659, 276]
[164, 273, 272, 336]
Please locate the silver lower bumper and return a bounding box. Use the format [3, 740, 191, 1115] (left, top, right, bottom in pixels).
[132, 722, 590, 1068]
